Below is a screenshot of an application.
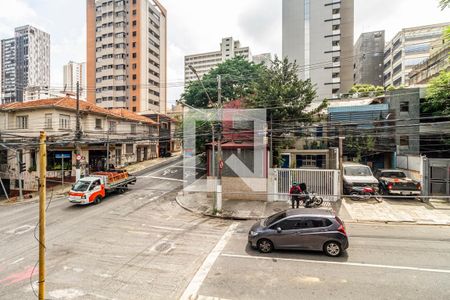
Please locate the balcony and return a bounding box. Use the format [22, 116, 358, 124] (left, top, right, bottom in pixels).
[332, 45, 341, 52]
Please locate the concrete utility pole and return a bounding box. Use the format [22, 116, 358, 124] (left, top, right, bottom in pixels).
[38, 131, 47, 300]
[106, 115, 110, 171]
[216, 75, 223, 212]
[338, 135, 345, 198]
[75, 81, 81, 181]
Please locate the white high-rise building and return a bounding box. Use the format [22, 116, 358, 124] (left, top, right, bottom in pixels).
[383, 22, 450, 87]
[184, 37, 252, 83]
[282, 0, 354, 100]
[1, 25, 50, 104]
[63, 61, 86, 99]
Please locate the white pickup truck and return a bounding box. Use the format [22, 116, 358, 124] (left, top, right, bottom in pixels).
[68, 170, 136, 205]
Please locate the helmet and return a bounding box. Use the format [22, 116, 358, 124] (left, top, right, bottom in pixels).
[293, 181, 299, 185]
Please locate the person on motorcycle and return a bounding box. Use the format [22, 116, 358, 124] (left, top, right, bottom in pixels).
[289, 181, 302, 209]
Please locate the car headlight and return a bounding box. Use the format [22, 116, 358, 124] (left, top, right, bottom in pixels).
[249, 231, 259, 237]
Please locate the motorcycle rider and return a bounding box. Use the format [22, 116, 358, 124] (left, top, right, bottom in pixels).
[289, 181, 302, 208]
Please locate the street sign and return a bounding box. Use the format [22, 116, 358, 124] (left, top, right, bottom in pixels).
[55, 153, 71, 159]
[76, 154, 82, 161]
[219, 160, 224, 169]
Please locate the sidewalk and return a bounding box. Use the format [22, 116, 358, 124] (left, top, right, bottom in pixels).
[0, 154, 182, 206]
[176, 192, 450, 225]
[342, 198, 450, 225]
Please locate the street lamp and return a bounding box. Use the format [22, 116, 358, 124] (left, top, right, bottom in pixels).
[188, 65, 213, 106]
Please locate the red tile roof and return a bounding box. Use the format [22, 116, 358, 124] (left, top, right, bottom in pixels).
[0, 97, 156, 125]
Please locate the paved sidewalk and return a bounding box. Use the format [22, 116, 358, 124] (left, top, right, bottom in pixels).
[120, 152, 182, 175]
[176, 192, 339, 220]
[342, 198, 450, 225]
[176, 192, 450, 225]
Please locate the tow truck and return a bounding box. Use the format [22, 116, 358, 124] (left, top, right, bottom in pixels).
[68, 170, 136, 205]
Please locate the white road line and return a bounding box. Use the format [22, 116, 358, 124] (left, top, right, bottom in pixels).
[137, 175, 185, 182]
[221, 253, 450, 274]
[146, 225, 184, 232]
[180, 223, 239, 300]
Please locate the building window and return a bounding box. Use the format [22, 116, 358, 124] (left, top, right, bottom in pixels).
[400, 101, 409, 113]
[126, 144, 133, 154]
[132, 52, 137, 58]
[59, 115, 71, 129]
[132, 74, 137, 80]
[400, 136, 409, 147]
[132, 31, 137, 37]
[45, 114, 52, 129]
[132, 9, 137, 15]
[132, 20, 137, 26]
[132, 42, 136, 48]
[108, 121, 117, 133]
[95, 118, 103, 129]
[131, 124, 136, 134]
[132, 107, 137, 112]
[16, 116, 28, 129]
[132, 96, 137, 101]
[30, 150, 37, 171]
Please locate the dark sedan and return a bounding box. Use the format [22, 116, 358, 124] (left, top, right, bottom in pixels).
[248, 209, 349, 257]
[375, 169, 421, 197]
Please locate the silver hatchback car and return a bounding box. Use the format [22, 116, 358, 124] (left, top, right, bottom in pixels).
[248, 209, 349, 257]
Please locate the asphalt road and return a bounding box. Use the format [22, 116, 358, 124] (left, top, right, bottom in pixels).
[0, 159, 449, 299]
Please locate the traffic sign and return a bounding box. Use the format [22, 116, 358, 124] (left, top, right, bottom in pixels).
[219, 160, 224, 169]
[76, 154, 82, 161]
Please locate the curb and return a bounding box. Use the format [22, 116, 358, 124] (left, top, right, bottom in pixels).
[342, 219, 450, 226]
[175, 194, 262, 221]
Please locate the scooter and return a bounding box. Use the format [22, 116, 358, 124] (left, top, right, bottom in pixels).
[349, 186, 382, 202]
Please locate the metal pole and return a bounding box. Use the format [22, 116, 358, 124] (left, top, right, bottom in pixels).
[38, 131, 46, 300]
[16, 152, 23, 200]
[269, 111, 273, 168]
[106, 116, 110, 171]
[75, 81, 81, 181]
[216, 75, 222, 212]
[61, 156, 64, 186]
[339, 135, 345, 198]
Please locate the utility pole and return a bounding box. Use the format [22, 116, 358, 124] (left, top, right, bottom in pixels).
[338, 135, 345, 198]
[106, 116, 110, 171]
[269, 110, 273, 168]
[216, 75, 223, 212]
[16, 151, 23, 200]
[75, 81, 81, 181]
[38, 131, 47, 300]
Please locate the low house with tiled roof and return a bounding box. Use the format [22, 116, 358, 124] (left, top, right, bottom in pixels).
[0, 97, 158, 197]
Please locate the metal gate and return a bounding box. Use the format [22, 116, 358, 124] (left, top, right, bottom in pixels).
[271, 168, 340, 202]
[423, 158, 450, 199]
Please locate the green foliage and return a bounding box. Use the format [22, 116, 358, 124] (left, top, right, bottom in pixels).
[439, 0, 450, 10]
[386, 85, 396, 92]
[345, 136, 376, 162]
[423, 71, 450, 116]
[349, 84, 385, 97]
[247, 57, 326, 166]
[182, 56, 263, 108]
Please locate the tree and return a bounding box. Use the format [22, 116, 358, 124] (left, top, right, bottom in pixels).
[344, 135, 376, 162]
[247, 57, 326, 165]
[182, 56, 263, 108]
[423, 71, 450, 116]
[439, 0, 450, 10]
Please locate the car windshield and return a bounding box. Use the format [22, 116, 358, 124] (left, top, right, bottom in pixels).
[381, 171, 406, 178]
[344, 166, 372, 176]
[265, 212, 286, 226]
[72, 181, 91, 192]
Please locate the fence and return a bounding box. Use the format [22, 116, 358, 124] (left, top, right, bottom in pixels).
[269, 168, 340, 202]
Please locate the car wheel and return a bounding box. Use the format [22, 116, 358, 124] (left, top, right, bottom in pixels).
[257, 239, 274, 253]
[324, 241, 342, 257]
[94, 196, 102, 205]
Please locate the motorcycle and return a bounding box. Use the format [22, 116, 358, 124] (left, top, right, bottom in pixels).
[301, 192, 324, 208]
[349, 186, 382, 202]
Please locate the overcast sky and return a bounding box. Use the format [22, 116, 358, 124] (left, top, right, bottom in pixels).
[0, 0, 448, 108]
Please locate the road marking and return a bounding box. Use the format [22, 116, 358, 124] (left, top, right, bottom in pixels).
[180, 223, 239, 300]
[6, 225, 34, 235]
[146, 225, 184, 232]
[221, 253, 450, 274]
[10, 258, 24, 265]
[137, 175, 185, 182]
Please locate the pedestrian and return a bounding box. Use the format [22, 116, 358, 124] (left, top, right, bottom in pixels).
[289, 181, 302, 209]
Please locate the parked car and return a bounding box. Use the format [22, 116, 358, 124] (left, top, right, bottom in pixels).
[375, 169, 421, 197]
[248, 209, 348, 257]
[342, 162, 379, 195]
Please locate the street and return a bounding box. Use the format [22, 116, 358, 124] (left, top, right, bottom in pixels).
[0, 159, 449, 299]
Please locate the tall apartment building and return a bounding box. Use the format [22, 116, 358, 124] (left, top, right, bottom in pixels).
[353, 31, 385, 87]
[252, 53, 273, 67]
[184, 37, 252, 83]
[383, 22, 449, 87]
[282, 0, 354, 100]
[1, 25, 50, 104]
[63, 61, 87, 99]
[87, 0, 167, 114]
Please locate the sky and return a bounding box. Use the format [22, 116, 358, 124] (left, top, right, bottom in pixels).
[0, 0, 448, 108]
